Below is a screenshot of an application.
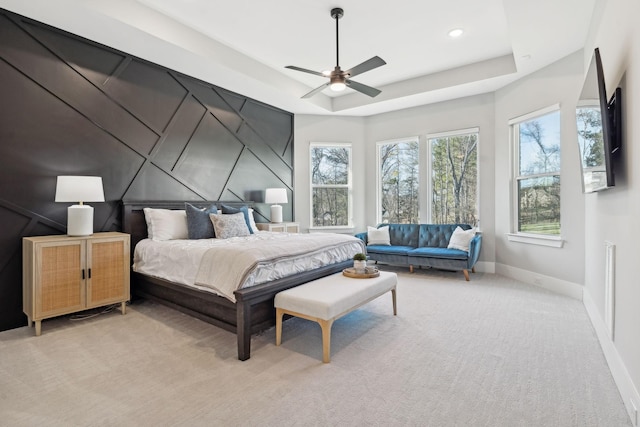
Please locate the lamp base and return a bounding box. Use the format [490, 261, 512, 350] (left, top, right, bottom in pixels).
[270, 204, 283, 223]
[67, 205, 94, 236]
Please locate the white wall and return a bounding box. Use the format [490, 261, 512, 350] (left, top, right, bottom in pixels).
[493, 51, 586, 287]
[581, 0, 640, 421]
[294, 115, 365, 233]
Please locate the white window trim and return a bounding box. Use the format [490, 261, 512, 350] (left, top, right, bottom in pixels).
[376, 136, 420, 225]
[309, 142, 353, 228]
[509, 104, 564, 247]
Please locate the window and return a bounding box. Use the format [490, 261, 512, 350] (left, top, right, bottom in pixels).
[310, 143, 352, 227]
[377, 138, 420, 224]
[510, 106, 561, 237]
[428, 129, 478, 225]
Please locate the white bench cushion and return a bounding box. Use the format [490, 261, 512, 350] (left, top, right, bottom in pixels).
[274, 271, 397, 320]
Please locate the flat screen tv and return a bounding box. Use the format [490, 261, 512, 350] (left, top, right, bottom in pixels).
[576, 48, 622, 193]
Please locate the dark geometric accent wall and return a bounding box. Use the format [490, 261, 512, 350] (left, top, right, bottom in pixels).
[0, 9, 294, 331]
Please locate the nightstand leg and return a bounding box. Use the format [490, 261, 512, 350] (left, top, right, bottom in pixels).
[35, 320, 41, 336]
[120, 301, 126, 315]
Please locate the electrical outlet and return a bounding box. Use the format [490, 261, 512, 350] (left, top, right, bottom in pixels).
[631, 399, 638, 426]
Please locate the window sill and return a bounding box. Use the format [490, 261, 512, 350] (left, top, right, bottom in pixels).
[309, 226, 355, 234]
[506, 233, 564, 248]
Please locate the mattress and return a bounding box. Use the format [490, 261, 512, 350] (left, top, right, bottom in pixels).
[133, 232, 365, 302]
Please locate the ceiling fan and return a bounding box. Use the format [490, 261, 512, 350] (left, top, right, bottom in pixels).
[286, 7, 386, 99]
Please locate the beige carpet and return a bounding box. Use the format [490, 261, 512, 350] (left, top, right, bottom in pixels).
[0, 268, 631, 426]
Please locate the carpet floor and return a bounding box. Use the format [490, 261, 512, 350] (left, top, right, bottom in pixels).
[0, 268, 632, 426]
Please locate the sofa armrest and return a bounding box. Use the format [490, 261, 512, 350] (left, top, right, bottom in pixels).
[467, 233, 482, 269]
[355, 232, 368, 245]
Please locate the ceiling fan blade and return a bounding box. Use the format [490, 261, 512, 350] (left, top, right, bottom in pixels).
[302, 82, 331, 98]
[285, 65, 326, 78]
[345, 56, 386, 78]
[345, 79, 382, 97]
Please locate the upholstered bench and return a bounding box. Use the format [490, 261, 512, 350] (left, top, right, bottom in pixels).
[275, 271, 397, 363]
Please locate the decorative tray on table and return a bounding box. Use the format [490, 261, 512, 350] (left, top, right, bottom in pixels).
[342, 266, 380, 278]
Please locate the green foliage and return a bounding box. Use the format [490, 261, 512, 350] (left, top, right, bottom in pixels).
[353, 253, 367, 261]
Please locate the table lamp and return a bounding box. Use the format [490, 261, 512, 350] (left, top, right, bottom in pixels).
[55, 176, 105, 236]
[265, 188, 287, 223]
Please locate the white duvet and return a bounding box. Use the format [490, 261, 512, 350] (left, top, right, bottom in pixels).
[133, 232, 365, 302]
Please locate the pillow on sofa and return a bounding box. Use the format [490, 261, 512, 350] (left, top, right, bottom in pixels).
[210, 212, 251, 239]
[447, 226, 476, 252]
[367, 226, 391, 245]
[185, 202, 217, 239]
[143, 208, 188, 241]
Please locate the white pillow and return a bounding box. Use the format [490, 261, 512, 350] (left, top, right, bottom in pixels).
[248, 208, 260, 233]
[143, 208, 188, 241]
[209, 212, 250, 239]
[367, 226, 391, 246]
[447, 226, 476, 252]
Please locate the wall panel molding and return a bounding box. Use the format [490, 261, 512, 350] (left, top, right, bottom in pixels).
[0, 8, 294, 331]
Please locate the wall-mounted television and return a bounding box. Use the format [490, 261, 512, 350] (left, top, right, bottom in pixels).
[576, 47, 622, 193]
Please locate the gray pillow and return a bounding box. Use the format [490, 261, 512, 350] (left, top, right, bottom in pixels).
[185, 203, 218, 239]
[220, 204, 254, 234]
[210, 212, 250, 239]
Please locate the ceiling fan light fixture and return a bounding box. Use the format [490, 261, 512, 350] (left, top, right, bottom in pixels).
[330, 81, 346, 92]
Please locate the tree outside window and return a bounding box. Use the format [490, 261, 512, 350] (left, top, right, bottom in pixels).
[377, 139, 419, 224]
[429, 131, 478, 225]
[310, 144, 351, 227]
[512, 109, 561, 235]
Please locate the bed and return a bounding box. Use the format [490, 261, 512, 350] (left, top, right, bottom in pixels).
[121, 200, 363, 361]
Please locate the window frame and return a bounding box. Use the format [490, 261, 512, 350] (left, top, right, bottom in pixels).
[507, 104, 564, 247]
[376, 136, 421, 225]
[309, 142, 353, 230]
[427, 127, 480, 227]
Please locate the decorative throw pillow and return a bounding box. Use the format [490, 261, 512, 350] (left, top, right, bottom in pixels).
[220, 204, 254, 234]
[447, 226, 476, 252]
[367, 226, 391, 246]
[185, 203, 218, 239]
[143, 208, 188, 241]
[248, 208, 260, 233]
[209, 212, 250, 239]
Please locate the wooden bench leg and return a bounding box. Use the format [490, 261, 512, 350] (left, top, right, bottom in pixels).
[275, 308, 283, 346]
[318, 319, 334, 363]
[463, 269, 470, 281]
[391, 288, 397, 315]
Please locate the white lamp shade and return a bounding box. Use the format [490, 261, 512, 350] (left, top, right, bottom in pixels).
[55, 176, 105, 203]
[55, 176, 105, 236]
[265, 188, 287, 204]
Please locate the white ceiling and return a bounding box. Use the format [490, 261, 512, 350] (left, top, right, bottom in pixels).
[0, 0, 596, 116]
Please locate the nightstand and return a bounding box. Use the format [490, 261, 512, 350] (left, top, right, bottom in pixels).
[256, 222, 300, 233]
[22, 232, 131, 336]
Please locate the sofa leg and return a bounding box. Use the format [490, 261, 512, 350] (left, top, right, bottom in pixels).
[409, 265, 414, 273]
[472, 267, 476, 273]
[463, 269, 470, 281]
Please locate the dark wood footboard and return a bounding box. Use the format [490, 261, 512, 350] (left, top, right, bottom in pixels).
[123, 200, 352, 360]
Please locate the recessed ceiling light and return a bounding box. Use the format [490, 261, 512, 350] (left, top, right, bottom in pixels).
[448, 28, 464, 38]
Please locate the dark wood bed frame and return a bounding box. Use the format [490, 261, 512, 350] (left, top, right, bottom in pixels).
[121, 200, 352, 361]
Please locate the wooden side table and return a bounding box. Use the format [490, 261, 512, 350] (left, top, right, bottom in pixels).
[23, 232, 130, 335]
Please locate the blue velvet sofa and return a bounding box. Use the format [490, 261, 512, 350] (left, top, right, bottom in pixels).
[355, 223, 482, 280]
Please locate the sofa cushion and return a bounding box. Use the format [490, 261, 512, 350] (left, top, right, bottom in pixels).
[408, 247, 468, 260]
[366, 245, 415, 256]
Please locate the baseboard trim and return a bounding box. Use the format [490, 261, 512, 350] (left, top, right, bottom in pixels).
[583, 289, 640, 426]
[495, 263, 583, 300]
[474, 261, 495, 274]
